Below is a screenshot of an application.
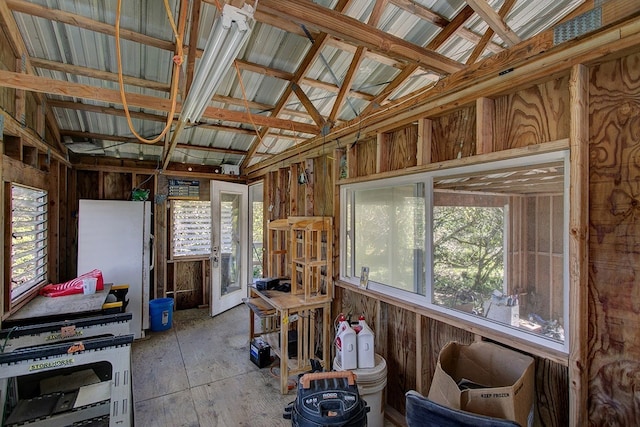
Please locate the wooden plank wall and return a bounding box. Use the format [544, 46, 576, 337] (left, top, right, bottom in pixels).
[494, 76, 570, 149]
[587, 51, 640, 425]
[273, 74, 581, 424]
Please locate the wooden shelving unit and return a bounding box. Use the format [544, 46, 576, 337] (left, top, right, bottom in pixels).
[289, 217, 333, 301]
[249, 216, 334, 393]
[266, 218, 291, 278]
[246, 287, 331, 394]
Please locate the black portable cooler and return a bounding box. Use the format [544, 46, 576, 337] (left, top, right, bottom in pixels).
[286, 371, 369, 427]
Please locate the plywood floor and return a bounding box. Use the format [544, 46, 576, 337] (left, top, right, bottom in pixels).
[131, 305, 294, 427]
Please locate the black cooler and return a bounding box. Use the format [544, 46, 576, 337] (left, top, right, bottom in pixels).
[286, 371, 369, 427]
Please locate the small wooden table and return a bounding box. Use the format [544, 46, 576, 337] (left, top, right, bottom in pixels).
[246, 286, 332, 394]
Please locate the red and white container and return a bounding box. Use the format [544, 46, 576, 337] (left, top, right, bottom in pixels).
[335, 313, 357, 370]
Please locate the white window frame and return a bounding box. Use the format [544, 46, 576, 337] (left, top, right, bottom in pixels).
[170, 199, 212, 259]
[340, 150, 570, 354]
[10, 183, 48, 302]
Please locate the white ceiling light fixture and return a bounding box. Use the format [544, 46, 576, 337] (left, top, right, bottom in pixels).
[180, 4, 255, 123]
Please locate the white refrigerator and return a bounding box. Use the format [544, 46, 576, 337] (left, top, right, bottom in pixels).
[77, 200, 153, 339]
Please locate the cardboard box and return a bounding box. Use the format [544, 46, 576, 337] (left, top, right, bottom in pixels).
[428, 341, 534, 427]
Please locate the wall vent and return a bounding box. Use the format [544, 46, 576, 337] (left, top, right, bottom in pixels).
[554, 6, 602, 45]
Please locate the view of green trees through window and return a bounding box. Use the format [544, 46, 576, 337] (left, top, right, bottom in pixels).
[433, 205, 505, 314]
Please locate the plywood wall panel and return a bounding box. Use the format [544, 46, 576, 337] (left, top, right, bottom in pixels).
[379, 125, 418, 172]
[385, 304, 416, 413]
[355, 138, 377, 177]
[431, 106, 476, 162]
[314, 154, 333, 217]
[174, 261, 203, 309]
[535, 357, 569, 426]
[588, 51, 640, 424]
[494, 76, 570, 150]
[103, 171, 132, 200]
[76, 170, 99, 200]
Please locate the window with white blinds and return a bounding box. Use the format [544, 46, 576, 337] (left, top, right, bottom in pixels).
[11, 183, 48, 301]
[171, 200, 211, 258]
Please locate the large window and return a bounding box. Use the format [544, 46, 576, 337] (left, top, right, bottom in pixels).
[10, 184, 48, 302]
[171, 200, 211, 258]
[340, 151, 569, 352]
[343, 180, 425, 296]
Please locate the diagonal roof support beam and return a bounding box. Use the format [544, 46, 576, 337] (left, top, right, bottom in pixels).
[466, 0, 517, 64]
[360, 5, 475, 116]
[465, 0, 521, 46]
[258, 0, 463, 75]
[329, 0, 387, 122]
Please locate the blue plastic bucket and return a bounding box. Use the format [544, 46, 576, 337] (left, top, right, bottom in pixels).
[149, 298, 174, 331]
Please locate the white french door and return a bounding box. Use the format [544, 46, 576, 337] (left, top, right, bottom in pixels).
[210, 181, 248, 316]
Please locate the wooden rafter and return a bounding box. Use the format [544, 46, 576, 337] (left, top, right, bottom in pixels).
[185, 0, 202, 95]
[258, 0, 464, 75]
[6, 0, 175, 52]
[29, 58, 171, 92]
[60, 128, 249, 156]
[465, 0, 521, 46]
[466, 0, 518, 65]
[240, 0, 355, 169]
[329, 0, 387, 122]
[360, 5, 475, 116]
[0, 69, 319, 135]
[291, 83, 326, 127]
[0, 0, 64, 153]
[389, 0, 503, 54]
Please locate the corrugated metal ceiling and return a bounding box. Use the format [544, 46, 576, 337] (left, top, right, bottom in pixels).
[7, 0, 585, 169]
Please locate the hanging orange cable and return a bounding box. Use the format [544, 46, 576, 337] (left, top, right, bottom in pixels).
[115, 0, 183, 144]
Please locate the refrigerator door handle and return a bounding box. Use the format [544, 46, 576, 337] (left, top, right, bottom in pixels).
[149, 234, 155, 271]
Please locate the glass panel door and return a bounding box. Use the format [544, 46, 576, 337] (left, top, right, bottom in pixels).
[210, 181, 248, 316]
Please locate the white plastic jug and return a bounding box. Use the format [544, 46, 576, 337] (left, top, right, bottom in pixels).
[356, 315, 375, 368]
[335, 314, 357, 370]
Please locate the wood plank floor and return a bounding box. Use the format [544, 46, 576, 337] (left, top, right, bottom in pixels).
[132, 305, 294, 427]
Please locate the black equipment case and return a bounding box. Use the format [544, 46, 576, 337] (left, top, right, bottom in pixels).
[286, 371, 369, 427]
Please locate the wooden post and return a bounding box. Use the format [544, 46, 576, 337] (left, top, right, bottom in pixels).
[568, 63, 589, 426]
[376, 133, 384, 173]
[417, 118, 432, 166]
[476, 97, 494, 155]
[304, 159, 314, 216]
[15, 57, 25, 126]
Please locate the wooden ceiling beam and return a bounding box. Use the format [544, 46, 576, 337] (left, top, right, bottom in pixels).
[465, 0, 521, 46]
[329, 0, 387, 122]
[185, 0, 202, 95]
[466, 0, 517, 65]
[258, 0, 464, 75]
[0, 0, 64, 153]
[29, 57, 171, 91]
[175, 143, 247, 156]
[361, 5, 475, 116]
[389, 0, 503, 53]
[0, 69, 319, 134]
[241, 0, 355, 168]
[325, 37, 406, 68]
[235, 59, 295, 80]
[300, 78, 375, 101]
[6, 0, 176, 52]
[291, 83, 327, 127]
[60, 128, 249, 156]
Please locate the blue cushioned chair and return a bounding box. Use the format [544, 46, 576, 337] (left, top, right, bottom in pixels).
[405, 390, 521, 427]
